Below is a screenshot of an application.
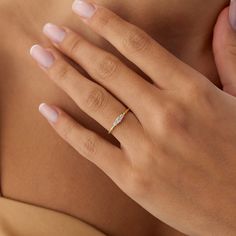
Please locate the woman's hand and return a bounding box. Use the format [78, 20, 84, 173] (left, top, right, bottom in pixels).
[30, 1, 236, 235]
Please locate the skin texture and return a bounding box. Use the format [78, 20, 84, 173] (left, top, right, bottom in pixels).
[31, 3, 236, 235]
[0, 0, 229, 235]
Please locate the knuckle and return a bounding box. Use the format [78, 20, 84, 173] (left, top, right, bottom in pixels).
[51, 61, 71, 82]
[159, 101, 187, 134]
[81, 134, 98, 157]
[184, 79, 211, 106]
[186, 80, 202, 96]
[123, 27, 151, 53]
[85, 87, 108, 112]
[161, 104, 177, 125]
[92, 8, 116, 31]
[58, 118, 75, 141]
[67, 36, 83, 57]
[96, 55, 119, 80]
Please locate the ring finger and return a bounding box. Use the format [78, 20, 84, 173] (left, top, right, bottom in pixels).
[30, 45, 143, 147]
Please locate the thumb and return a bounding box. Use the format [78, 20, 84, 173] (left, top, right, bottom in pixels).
[213, 2, 236, 96]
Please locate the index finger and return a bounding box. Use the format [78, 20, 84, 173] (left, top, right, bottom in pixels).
[72, 0, 187, 89]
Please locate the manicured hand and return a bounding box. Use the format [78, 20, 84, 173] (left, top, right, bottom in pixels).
[30, 1, 236, 235]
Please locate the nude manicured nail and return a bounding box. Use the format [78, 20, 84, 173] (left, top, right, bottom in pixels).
[39, 103, 59, 123]
[43, 23, 66, 43]
[230, 0, 236, 31]
[30, 45, 55, 68]
[72, 0, 96, 18]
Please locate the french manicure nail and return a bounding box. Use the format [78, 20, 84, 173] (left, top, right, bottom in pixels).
[43, 23, 66, 43]
[72, 0, 96, 18]
[39, 103, 59, 123]
[30, 45, 55, 68]
[230, 0, 236, 31]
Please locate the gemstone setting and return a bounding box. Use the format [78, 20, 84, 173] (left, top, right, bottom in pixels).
[108, 108, 130, 134]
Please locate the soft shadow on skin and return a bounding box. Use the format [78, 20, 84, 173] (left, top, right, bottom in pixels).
[0, 50, 14, 197]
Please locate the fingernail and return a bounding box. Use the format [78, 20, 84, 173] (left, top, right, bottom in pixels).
[230, 0, 236, 31]
[43, 23, 66, 43]
[72, 0, 96, 18]
[30, 45, 55, 68]
[39, 103, 59, 123]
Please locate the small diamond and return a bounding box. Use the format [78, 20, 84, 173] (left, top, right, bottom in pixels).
[108, 108, 130, 134]
[113, 114, 124, 126]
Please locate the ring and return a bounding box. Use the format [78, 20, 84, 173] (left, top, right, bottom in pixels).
[108, 108, 130, 134]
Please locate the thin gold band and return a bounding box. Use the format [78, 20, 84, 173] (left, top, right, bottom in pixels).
[108, 108, 130, 134]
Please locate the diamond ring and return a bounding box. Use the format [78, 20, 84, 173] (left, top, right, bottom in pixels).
[108, 108, 130, 134]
